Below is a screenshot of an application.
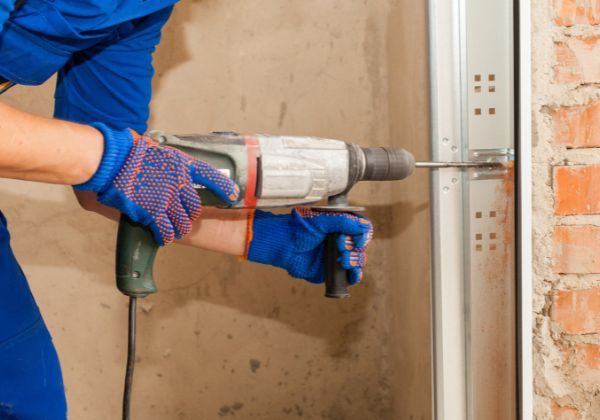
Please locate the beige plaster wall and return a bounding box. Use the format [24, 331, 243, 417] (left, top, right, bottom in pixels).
[0, 1, 431, 418]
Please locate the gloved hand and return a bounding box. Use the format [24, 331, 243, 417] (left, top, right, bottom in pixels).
[75, 123, 239, 245]
[245, 208, 373, 284]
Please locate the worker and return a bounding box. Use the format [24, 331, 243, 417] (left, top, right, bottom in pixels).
[0, 1, 373, 418]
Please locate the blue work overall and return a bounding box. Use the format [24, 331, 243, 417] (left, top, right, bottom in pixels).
[0, 1, 177, 417]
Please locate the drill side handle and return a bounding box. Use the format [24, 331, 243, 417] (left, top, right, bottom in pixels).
[324, 233, 351, 298]
[315, 195, 360, 299]
[116, 215, 159, 298]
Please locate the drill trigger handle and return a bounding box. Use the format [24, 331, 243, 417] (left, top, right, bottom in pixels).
[116, 215, 159, 298]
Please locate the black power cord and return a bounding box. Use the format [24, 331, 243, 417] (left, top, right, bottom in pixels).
[123, 297, 137, 420]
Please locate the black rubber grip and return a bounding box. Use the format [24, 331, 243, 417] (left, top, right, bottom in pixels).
[324, 233, 350, 299]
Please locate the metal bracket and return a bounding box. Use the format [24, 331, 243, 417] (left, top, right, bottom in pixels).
[469, 148, 514, 180]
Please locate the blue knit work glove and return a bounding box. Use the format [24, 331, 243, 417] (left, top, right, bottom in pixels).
[75, 123, 240, 245]
[246, 208, 373, 284]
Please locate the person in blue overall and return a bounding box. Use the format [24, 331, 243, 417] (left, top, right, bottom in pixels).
[0, 1, 373, 418]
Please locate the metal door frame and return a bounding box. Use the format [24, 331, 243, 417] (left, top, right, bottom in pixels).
[517, 0, 533, 418]
[428, 0, 528, 418]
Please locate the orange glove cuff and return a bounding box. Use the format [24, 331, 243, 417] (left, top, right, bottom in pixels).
[242, 209, 256, 259]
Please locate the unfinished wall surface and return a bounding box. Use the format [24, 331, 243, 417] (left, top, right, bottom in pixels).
[386, 1, 432, 418]
[0, 1, 431, 419]
[532, 1, 600, 418]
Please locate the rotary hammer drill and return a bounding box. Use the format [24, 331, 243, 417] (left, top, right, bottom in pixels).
[116, 130, 423, 300]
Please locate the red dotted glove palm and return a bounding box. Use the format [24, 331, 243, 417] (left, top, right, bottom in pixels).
[75, 124, 239, 245]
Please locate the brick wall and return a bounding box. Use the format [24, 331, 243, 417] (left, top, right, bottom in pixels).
[533, 1, 600, 417]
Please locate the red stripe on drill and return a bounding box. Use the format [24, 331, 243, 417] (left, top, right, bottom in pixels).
[244, 135, 260, 208]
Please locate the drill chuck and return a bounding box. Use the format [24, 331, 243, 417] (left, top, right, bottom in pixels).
[360, 147, 416, 181]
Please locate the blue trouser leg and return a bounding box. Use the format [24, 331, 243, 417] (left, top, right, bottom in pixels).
[0, 211, 67, 420]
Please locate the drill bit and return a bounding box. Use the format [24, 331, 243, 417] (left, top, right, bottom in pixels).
[415, 161, 506, 169]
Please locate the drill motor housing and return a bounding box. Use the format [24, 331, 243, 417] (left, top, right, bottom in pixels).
[149, 131, 415, 209]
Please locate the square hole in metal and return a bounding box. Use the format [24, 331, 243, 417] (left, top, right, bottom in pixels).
[476, 233, 483, 240]
[489, 211, 497, 218]
[490, 233, 497, 240]
[474, 74, 481, 81]
[489, 85, 496, 92]
[476, 244, 483, 251]
[489, 244, 497, 251]
[475, 108, 482, 115]
[489, 74, 495, 81]
[489, 108, 496, 115]
[475, 85, 481, 93]
[475, 211, 482, 219]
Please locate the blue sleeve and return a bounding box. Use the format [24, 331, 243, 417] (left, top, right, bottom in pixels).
[0, 1, 14, 31]
[0, 1, 106, 86]
[54, 6, 173, 133]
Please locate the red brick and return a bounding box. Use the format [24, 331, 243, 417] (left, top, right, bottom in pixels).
[551, 400, 581, 420]
[554, 226, 600, 273]
[554, 101, 600, 147]
[562, 343, 600, 386]
[554, 0, 600, 26]
[573, 343, 600, 369]
[554, 166, 600, 215]
[555, 36, 600, 84]
[551, 288, 600, 334]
